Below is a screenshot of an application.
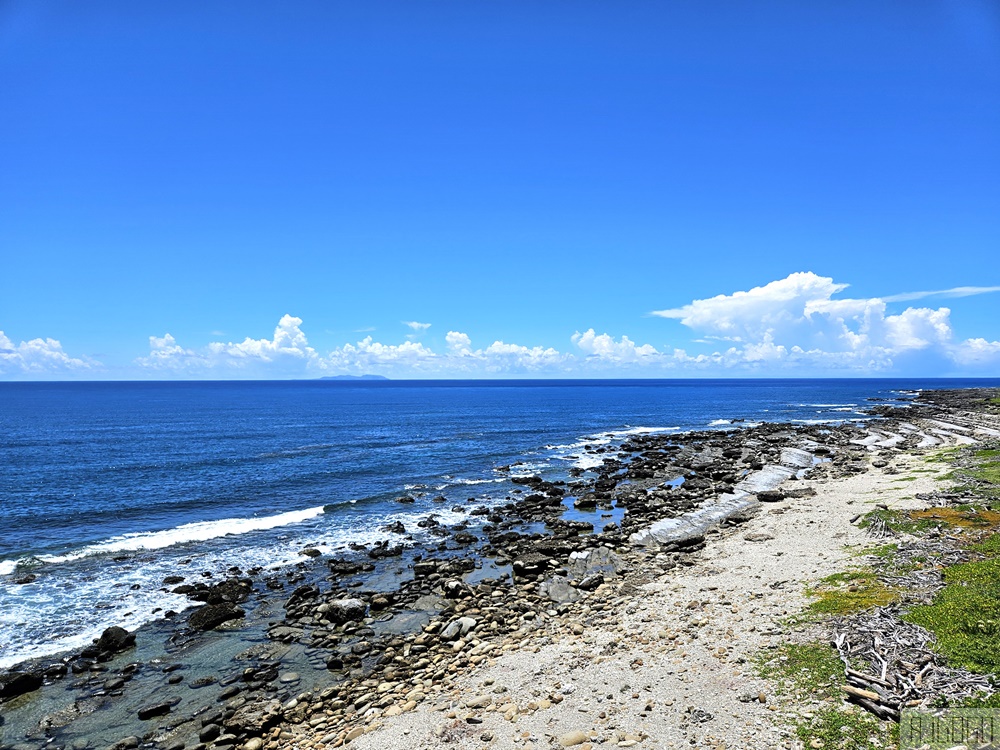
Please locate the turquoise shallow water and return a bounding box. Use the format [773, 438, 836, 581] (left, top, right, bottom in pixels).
[1, 377, 996, 667]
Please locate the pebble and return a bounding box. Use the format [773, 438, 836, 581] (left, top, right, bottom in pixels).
[559, 730, 590, 747]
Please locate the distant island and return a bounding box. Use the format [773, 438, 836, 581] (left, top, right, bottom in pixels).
[318, 374, 389, 381]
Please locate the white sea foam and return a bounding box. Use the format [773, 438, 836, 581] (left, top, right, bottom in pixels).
[570, 454, 609, 470]
[708, 419, 732, 426]
[0, 560, 17, 576]
[40, 506, 326, 564]
[602, 426, 680, 438]
[445, 477, 506, 486]
[547, 426, 679, 451]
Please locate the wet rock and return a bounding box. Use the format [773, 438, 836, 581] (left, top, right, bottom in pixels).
[137, 701, 174, 720]
[202, 578, 253, 605]
[200, 723, 222, 742]
[0, 669, 44, 700]
[95, 626, 136, 654]
[512, 552, 551, 578]
[319, 598, 366, 624]
[188, 602, 245, 631]
[368, 541, 405, 558]
[443, 580, 472, 599]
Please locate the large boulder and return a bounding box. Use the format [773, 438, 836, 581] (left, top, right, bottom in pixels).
[317, 598, 366, 624]
[0, 669, 43, 700]
[188, 602, 245, 631]
[80, 626, 136, 660]
[224, 698, 283, 734]
[96, 626, 136, 654]
[203, 578, 252, 605]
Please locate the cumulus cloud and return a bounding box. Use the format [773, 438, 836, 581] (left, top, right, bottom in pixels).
[0, 330, 95, 377]
[572, 329, 660, 364]
[137, 315, 322, 376]
[322, 331, 569, 376]
[327, 337, 438, 375]
[652, 271, 1000, 373]
[130, 275, 1000, 379]
[445, 331, 473, 355]
[136, 318, 570, 378]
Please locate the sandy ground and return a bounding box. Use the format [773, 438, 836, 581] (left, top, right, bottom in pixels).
[322, 447, 953, 750]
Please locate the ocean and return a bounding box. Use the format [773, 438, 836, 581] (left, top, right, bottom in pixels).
[1, 377, 996, 670]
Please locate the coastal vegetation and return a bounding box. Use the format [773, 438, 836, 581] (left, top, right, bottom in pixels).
[806, 567, 899, 616]
[772, 435, 1000, 749]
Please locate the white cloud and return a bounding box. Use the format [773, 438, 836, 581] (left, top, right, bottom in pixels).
[652, 271, 1000, 373]
[403, 321, 431, 331]
[130, 277, 1000, 379]
[0, 330, 95, 377]
[952, 338, 1000, 365]
[327, 337, 438, 375]
[137, 315, 322, 377]
[205, 315, 316, 363]
[572, 329, 660, 363]
[882, 285, 1000, 303]
[326, 331, 568, 376]
[445, 331, 473, 355]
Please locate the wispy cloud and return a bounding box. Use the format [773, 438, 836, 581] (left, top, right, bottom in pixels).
[881, 285, 1000, 303]
[402, 321, 431, 331]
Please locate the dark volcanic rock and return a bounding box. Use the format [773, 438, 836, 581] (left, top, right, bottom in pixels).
[319, 598, 366, 624]
[0, 669, 44, 700]
[188, 602, 245, 631]
[95, 626, 136, 654]
[137, 701, 174, 720]
[80, 626, 136, 661]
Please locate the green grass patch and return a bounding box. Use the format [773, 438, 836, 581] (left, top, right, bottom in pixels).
[970, 449, 1000, 485]
[860, 507, 940, 535]
[867, 543, 898, 559]
[758, 642, 843, 699]
[924, 447, 963, 464]
[796, 706, 898, 749]
[807, 567, 900, 615]
[904, 555, 1000, 674]
[758, 643, 898, 748]
[971, 533, 1000, 557]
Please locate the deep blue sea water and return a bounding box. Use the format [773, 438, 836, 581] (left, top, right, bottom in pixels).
[2, 378, 997, 668]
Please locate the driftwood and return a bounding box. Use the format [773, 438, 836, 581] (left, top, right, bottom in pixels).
[833, 607, 994, 721]
[830, 531, 993, 720]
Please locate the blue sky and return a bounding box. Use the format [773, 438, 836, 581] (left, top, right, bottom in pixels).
[2, 1, 999, 379]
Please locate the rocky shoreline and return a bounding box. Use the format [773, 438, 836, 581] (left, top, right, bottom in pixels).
[2, 389, 996, 750]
